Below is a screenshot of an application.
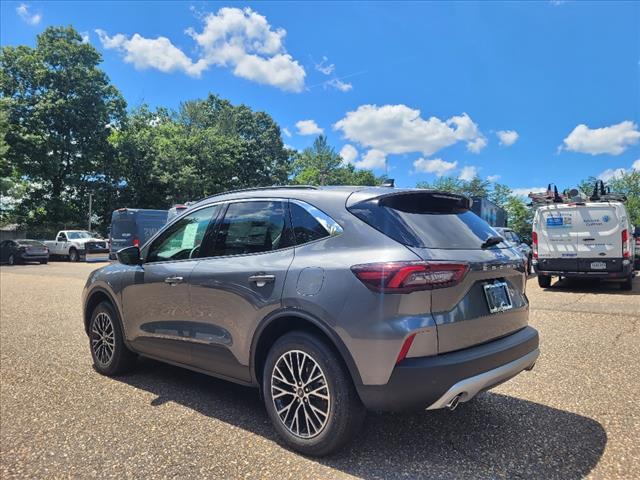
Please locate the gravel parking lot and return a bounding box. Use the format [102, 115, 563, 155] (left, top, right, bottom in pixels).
[1, 262, 638, 479]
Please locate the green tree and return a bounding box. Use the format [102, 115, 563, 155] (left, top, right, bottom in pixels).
[578, 172, 640, 226]
[416, 175, 489, 197]
[291, 135, 379, 186]
[0, 26, 126, 227]
[111, 95, 293, 210]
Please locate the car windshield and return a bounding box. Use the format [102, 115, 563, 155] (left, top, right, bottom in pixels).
[66, 231, 93, 239]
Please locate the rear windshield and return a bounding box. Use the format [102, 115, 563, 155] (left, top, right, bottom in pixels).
[111, 219, 136, 238]
[17, 240, 44, 246]
[349, 193, 507, 249]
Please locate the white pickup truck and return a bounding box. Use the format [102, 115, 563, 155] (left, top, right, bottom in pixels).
[43, 230, 109, 262]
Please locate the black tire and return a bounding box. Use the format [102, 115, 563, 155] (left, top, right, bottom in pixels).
[538, 275, 552, 288]
[69, 248, 79, 262]
[88, 301, 137, 376]
[621, 275, 633, 291]
[263, 331, 365, 457]
[40, 260, 48, 265]
[527, 255, 533, 274]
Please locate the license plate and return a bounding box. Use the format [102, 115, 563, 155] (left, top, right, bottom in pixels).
[590, 261, 607, 270]
[483, 281, 513, 314]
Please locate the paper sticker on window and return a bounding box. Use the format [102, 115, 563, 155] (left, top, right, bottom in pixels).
[181, 223, 198, 248]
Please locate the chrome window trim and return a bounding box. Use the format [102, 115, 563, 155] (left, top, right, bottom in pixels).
[290, 199, 343, 238]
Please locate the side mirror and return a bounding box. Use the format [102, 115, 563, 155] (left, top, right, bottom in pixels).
[117, 246, 141, 265]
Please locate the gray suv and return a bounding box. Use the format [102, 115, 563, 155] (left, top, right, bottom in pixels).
[83, 186, 539, 456]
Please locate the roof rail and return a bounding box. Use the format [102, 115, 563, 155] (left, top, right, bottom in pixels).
[198, 185, 318, 203]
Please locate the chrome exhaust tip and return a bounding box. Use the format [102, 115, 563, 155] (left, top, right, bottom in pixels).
[446, 393, 463, 411]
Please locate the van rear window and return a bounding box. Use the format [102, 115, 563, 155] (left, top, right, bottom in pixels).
[349, 193, 506, 249]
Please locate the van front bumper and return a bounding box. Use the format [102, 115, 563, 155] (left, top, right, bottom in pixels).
[355, 326, 539, 411]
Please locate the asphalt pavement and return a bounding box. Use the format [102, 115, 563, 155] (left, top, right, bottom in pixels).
[1, 262, 638, 479]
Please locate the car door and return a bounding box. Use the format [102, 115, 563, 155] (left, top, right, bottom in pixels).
[121, 204, 221, 365]
[56, 232, 68, 255]
[188, 199, 295, 381]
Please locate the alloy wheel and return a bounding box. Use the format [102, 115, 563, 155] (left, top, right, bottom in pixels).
[8, 255, 14, 265]
[91, 312, 115, 367]
[270, 350, 331, 439]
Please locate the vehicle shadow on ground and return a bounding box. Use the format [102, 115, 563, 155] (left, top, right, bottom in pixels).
[542, 277, 639, 296]
[117, 358, 607, 479]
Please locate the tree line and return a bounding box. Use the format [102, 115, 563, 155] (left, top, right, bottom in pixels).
[2, 26, 638, 240]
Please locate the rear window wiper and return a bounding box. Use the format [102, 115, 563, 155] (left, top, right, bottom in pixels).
[481, 235, 504, 249]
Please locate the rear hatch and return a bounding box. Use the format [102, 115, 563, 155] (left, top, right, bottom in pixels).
[110, 212, 136, 252]
[574, 204, 623, 272]
[19, 240, 48, 256]
[535, 206, 578, 272]
[348, 190, 528, 353]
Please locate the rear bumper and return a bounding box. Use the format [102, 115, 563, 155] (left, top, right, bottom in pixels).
[18, 253, 49, 262]
[534, 262, 634, 279]
[355, 326, 539, 411]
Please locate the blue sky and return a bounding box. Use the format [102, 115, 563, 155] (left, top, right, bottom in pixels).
[2, 1, 639, 194]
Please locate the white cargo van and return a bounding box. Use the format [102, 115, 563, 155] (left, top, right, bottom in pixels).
[532, 201, 635, 290]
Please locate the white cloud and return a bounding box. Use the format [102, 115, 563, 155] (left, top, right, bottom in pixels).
[16, 4, 41, 25]
[339, 144, 358, 164]
[487, 174, 501, 182]
[496, 130, 519, 146]
[97, 7, 305, 92]
[334, 104, 486, 158]
[512, 187, 546, 198]
[282, 127, 292, 138]
[459, 165, 479, 181]
[413, 158, 458, 176]
[598, 168, 628, 182]
[561, 121, 640, 155]
[295, 120, 323, 136]
[466, 137, 488, 153]
[326, 78, 353, 92]
[315, 56, 334, 75]
[96, 30, 209, 77]
[633, 159, 640, 171]
[356, 149, 386, 170]
[80, 31, 90, 43]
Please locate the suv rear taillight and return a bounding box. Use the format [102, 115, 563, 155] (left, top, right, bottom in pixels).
[351, 261, 469, 293]
[532, 231, 538, 259]
[133, 238, 140, 248]
[622, 229, 630, 259]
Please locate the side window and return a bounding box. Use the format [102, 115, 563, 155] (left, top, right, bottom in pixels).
[290, 202, 331, 245]
[146, 205, 219, 263]
[212, 201, 292, 257]
[511, 232, 521, 244]
[58, 233, 67, 241]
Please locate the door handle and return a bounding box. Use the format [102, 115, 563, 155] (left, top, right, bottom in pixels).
[248, 274, 275, 287]
[164, 276, 184, 285]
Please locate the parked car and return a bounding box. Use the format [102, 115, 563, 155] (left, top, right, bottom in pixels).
[43, 230, 109, 262]
[83, 186, 538, 456]
[532, 200, 635, 290]
[0, 239, 49, 265]
[109, 208, 168, 260]
[494, 227, 533, 273]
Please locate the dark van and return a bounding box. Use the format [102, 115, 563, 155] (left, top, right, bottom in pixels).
[109, 208, 168, 259]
